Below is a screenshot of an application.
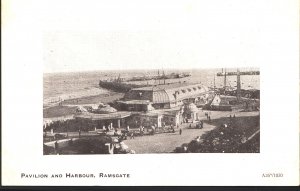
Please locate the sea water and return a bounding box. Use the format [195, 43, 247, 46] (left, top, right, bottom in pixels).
[44, 68, 260, 105]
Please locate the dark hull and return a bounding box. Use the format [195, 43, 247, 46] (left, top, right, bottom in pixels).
[127, 73, 191, 82]
[99, 80, 148, 93]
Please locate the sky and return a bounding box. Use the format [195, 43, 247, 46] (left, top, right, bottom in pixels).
[43, 29, 260, 73]
[42, 0, 267, 73]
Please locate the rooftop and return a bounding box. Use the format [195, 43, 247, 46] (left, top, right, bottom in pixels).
[117, 100, 151, 105]
[138, 112, 163, 117]
[125, 82, 210, 104]
[75, 111, 131, 120]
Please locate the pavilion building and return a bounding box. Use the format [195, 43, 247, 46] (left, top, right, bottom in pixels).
[118, 82, 210, 111]
[75, 82, 212, 130]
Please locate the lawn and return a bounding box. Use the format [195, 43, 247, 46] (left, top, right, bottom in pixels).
[43, 92, 124, 118]
[61, 92, 124, 105]
[43, 105, 77, 118]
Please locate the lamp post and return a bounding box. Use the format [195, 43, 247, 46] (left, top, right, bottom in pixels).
[78, 120, 82, 138]
[66, 126, 68, 138]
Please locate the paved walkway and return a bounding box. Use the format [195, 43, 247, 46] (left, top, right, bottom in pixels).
[123, 110, 259, 153]
[123, 123, 215, 153]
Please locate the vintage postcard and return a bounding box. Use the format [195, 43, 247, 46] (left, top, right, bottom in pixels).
[2, 0, 299, 186]
[43, 67, 260, 155]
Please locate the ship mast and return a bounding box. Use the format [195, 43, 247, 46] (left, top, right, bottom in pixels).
[224, 68, 227, 93]
[236, 68, 241, 101]
[158, 69, 160, 85]
[213, 74, 216, 92]
[117, 73, 121, 82]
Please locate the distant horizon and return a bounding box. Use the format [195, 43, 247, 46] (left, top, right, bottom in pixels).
[43, 67, 260, 75]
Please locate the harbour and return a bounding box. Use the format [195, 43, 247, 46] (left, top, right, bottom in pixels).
[43, 68, 260, 154]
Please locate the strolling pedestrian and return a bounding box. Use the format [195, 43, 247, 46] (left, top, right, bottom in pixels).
[151, 126, 155, 135]
[141, 126, 145, 136]
[208, 116, 211, 122]
[130, 132, 135, 139]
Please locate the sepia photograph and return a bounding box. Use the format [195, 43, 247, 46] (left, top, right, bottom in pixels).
[2, 0, 298, 186]
[43, 67, 260, 155]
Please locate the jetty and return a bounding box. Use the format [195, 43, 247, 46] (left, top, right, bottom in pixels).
[217, 71, 259, 76]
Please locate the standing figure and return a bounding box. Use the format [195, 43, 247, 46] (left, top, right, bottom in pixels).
[151, 126, 155, 135]
[179, 128, 182, 135]
[54, 141, 59, 154]
[140, 128, 144, 136]
[130, 132, 135, 139]
[126, 125, 130, 133]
